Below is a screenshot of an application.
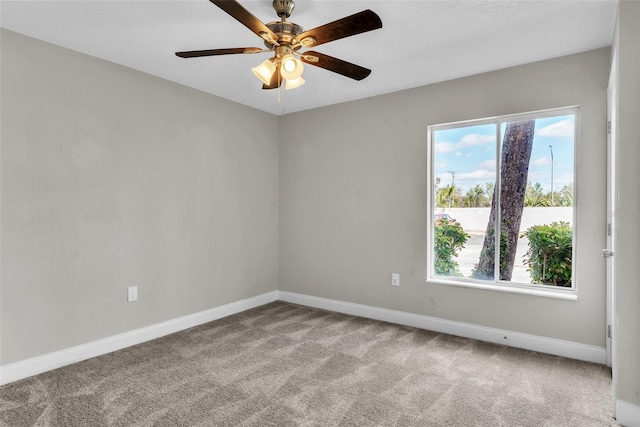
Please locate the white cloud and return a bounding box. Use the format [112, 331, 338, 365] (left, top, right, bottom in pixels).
[458, 169, 495, 180]
[435, 134, 495, 154]
[527, 170, 545, 181]
[533, 157, 550, 166]
[538, 119, 574, 138]
[456, 151, 462, 157]
[479, 158, 497, 170]
[554, 173, 574, 188]
[459, 133, 495, 147]
[435, 141, 456, 153]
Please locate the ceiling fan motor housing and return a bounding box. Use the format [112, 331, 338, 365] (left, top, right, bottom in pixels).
[273, 0, 295, 18]
[176, 1, 383, 88]
[265, 21, 304, 46]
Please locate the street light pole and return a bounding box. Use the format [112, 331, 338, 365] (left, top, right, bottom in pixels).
[446, 170, 455, 187]
[445, 171, 455, 209]
[549, 145, 554, 207]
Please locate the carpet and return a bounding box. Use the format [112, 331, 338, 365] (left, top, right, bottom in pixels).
[0, 301, 616, 426]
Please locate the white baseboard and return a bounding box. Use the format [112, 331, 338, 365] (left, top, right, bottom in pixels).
[277, 291, 607, 364]
[0, 291, 279, 385]
[0, 289, 608, 386]
[618, 400, 640, 427]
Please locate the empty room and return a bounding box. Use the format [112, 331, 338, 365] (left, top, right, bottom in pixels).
[1, 0, 639, 426]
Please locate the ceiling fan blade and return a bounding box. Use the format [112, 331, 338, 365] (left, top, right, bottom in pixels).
[262, 67, 282, 90]
[175, 47, 264, 58]
[296, 10, 382, 48]
[301, 51, 371, 81]
[210, 0, 279, 45]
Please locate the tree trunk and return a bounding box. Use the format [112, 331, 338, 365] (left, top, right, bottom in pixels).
[472, 120, 535, 281]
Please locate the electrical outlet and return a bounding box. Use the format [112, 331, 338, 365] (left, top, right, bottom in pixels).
[127, 286, 138, 302]
[391, 273, 400, 287]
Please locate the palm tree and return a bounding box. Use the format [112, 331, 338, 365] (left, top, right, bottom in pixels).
[464, 184, 487, 207]
[525, 181, 550, 207]
[436, 184, 457, 208]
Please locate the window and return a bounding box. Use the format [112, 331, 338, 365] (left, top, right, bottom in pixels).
[427, 107, 577, 296]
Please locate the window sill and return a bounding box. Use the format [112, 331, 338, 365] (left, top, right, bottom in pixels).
[426, 278, 578, 300]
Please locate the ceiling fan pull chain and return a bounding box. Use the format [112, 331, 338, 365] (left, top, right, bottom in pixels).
[277, 73, 282, 104]
[280, 77, 286, 115]
[276, 70, 286, 114]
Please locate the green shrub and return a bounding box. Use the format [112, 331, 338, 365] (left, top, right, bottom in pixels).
[434, 218, 469, 276]
[521, 221, 572, 287]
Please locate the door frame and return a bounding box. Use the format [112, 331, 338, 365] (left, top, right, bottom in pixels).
[606, 48, 618, 417]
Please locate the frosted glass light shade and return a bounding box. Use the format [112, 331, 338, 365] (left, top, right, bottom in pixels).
[252, 59, 276, 85]
[280, 54, 304, 80]
[285, 76, 305, 90]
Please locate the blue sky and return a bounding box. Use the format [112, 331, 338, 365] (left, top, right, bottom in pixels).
[433, 115, 575, 193]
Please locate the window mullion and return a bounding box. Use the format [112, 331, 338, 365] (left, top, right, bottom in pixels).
[428, 106, 576, 292]
[494, 122, 502, 283]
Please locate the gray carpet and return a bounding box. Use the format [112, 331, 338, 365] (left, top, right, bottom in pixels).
[0, 301, 616, 426]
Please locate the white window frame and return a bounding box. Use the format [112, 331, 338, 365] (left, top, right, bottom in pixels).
[426, 106, 580, 300]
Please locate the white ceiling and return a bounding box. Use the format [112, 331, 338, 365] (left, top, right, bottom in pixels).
[1, 0, 618, 115]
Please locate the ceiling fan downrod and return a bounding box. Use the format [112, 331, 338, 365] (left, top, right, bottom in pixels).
[273, 0, 295, 19]
[175, 0, 383, 90]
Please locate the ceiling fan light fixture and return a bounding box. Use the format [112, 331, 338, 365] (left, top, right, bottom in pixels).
[285, 76, 305, 90]
[252, 58, 277, 85]
[280, 54, 304, 80]
[177, 1, 382, 97]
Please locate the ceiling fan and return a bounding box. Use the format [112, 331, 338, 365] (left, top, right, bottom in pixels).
[176, 0, 382, 90]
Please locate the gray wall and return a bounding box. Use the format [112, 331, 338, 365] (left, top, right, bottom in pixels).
[1, 30, 279, 365]
[4, 23, 635, 406]
[613, 0, 640, 410]
[279, 48, 610, 347]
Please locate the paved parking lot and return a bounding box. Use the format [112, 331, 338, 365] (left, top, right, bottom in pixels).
[438, 207, 573, 283]
[456, 232, 530, 282]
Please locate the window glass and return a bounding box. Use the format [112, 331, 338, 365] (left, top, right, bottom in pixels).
[430, 110, 576, 289]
